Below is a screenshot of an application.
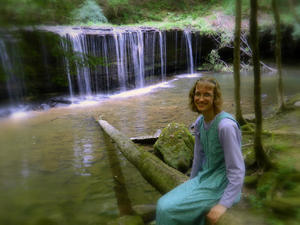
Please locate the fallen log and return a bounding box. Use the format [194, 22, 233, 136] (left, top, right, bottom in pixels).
[97, 118, 266, 225]
[97, 119, 188, 194]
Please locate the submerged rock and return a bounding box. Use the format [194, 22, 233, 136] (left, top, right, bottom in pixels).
[154, 123, 194, 173]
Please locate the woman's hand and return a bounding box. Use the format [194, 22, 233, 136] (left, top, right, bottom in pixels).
[206, 204, 227, 225]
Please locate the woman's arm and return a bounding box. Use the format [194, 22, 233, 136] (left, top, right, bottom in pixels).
[218, 118, 245, 208]
[206, 118, 245, 224]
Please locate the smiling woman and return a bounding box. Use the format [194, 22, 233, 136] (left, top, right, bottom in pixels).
[189, 77, 223, 120]
[156, 76, 245, 225]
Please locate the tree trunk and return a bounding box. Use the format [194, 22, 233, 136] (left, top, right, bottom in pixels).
[272, 0, 286, 111]
[234, 0, 247, 125]
[97, 119, 188, 194]
[250, 0, 272, 170]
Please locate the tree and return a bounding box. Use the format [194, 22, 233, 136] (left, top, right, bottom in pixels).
[272, 0, 286, 112]
[71, 0, 108, 24]
[233, 0, 247, 125]
[250, 0, 272, 170]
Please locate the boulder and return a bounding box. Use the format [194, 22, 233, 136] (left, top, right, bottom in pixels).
[154, 123, 194, 173]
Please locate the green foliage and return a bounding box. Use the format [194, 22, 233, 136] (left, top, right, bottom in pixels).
[221, 0, 250, 16]
[0, 0, 84, 25]
[248, 194, 263, 208]
[71, 0, 108, 24]
[292, 5, 300, 39]
[201, 49, 231, 72]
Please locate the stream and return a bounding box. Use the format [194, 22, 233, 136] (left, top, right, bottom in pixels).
[0, 68, 299, 225]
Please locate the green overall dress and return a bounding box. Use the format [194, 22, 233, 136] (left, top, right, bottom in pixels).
[156, 112, 240, 225]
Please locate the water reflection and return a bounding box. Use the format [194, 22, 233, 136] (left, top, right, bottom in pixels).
[103, 133, 134, 216]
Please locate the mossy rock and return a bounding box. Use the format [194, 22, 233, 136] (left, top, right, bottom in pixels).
[107, 215, 144, 225]
[241, 123, 255, 132]
[286, 93, 300, 106]
[154, 123, 195, 173]
[242, 147, 256, 167]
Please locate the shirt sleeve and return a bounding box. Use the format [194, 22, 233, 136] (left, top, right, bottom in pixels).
[218, 119, 245, 208]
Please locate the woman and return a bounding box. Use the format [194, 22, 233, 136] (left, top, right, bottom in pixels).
[156, 76, 245, 225]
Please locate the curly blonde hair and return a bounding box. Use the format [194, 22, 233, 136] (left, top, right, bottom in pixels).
[189, 76, 223, 114]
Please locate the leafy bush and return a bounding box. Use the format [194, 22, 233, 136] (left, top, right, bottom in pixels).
[71, 0, 108, 24]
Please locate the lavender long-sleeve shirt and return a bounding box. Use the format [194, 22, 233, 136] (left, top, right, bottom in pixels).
[190, 116, 245, 208]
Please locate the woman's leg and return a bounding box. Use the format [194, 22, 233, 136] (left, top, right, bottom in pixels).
[156, 178, 218, 225]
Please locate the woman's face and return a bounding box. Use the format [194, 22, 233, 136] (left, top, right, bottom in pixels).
[194, 82, 214, 114]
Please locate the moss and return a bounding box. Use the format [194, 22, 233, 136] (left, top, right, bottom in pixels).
[257, 171, 278, 200]
[242, 147, 256, 167]
[107, 215, 144, 225]
[265, 197, 300, 216]
[154, 123, 194, 173]
[286, 93, 300, 106]
[241, 123, 255, 132]
[244, 174, 258, 188]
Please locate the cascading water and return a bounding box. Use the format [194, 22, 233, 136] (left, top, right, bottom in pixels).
[67, 32, 92, 98]
[128, 30, 145, 88]
[159, 31, 167, 80]
[136, 30, 145, 88]
[58, 27, 166, 98]
[60, 36, 74, 102]
[0, 38, 25, 105]
[114, 32, 127, 91]
[184, 30, 194, 74]
[0, 26, 202, 117]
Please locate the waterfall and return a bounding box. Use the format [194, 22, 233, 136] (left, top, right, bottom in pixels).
[144, 31, 156, 80]
[60, 36, 74, 102]
[184, 30, 194, 74]
[114, 32, 127, 91]
[136, 30, 145, 88]
[0, 38, 25, 104]
[175, 31, 178, 72]
[102, 36, 110, 92]
[67, 32, 92, 98]
[159, 31, 167, 80]
[128, 30, 145, 88]
[0, 27, 205, 115]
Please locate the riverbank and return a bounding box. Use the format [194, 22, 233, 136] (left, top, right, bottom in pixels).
[234, 96, 300, 225]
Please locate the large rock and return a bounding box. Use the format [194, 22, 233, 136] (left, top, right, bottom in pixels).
[154, 123, 194, 173]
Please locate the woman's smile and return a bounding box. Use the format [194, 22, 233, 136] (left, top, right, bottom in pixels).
[194, 83, 214, 114]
